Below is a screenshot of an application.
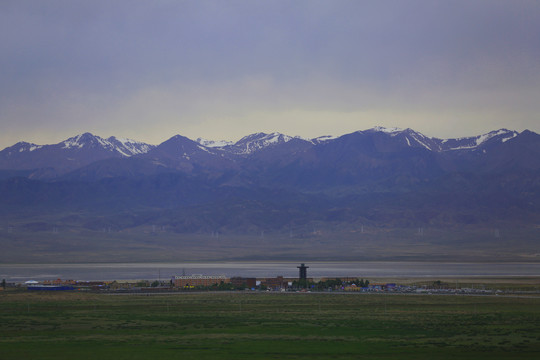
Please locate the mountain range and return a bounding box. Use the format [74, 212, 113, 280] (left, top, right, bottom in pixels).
[0, 127, 530, 178]
[0, 127, 539, 238]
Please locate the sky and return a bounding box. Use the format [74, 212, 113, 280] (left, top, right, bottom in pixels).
[1, 0, 539, 148]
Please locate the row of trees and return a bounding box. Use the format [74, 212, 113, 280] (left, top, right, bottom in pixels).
[110, 278, 371, 292]
[180, 281, 252, 291]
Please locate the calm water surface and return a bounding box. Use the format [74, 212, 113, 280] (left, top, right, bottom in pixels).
[1, 262, 539, 282]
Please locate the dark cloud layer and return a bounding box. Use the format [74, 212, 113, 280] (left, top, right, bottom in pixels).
[1, 0, 539, 147]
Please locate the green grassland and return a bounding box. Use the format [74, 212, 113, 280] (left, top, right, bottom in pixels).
[1, 291, 540, 359]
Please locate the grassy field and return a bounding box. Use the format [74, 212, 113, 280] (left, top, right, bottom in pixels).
[1, 291, 540, 359]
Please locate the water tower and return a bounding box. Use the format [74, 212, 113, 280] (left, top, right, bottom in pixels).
[297, 263, 309, 281]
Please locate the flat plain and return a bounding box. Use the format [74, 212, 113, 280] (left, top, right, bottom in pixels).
[1, 290, 540, 359]
[2, 224, 539, 263]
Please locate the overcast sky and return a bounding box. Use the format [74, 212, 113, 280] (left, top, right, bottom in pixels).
[1, 0, 539, 148]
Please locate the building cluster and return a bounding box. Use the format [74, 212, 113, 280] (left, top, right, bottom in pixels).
[171, 264, 311, 290]
[172, 274, 292, 290]
[173, 274, 231, 288]
[17, 263, 398, 292]
[11, 264, 539, 295]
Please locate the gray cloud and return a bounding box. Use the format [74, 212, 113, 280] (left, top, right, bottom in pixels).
[1, 0, 539, 147]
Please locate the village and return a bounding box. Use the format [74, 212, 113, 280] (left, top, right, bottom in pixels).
[3, 263, 534, 296]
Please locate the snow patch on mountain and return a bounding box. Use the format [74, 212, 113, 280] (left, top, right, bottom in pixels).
[196, 145, 212, 153]
[404, 137, 411, 146]
[409, 132, 433, 150]
[311, 135, 338, 144]
[475, 130, 507, 146]
[196, 138, 234, 148]
[502, 133, 518, 142]
[15, 142, 43, 153]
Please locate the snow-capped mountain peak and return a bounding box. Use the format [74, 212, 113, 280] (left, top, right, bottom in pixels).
[400, 129, 437, 151]
[15, 142, 43, 153]
[0, 141, 44, 157]
[357, 127, 519, 152]
[60, 133, 153, 157]
[232, 132, 294, 154]
[361, 127, 437, 150]
[106, 136, 154, 156]
[367, 126, 405, 134]
[61, 133, 96, 149]
[439, 129, 518, 151]
[473, 129, 518, 146]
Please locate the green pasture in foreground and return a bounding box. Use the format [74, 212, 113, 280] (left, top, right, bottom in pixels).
[1, 291, 540, 359]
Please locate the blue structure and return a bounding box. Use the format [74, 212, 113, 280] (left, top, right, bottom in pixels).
[27, 285, 74, 291]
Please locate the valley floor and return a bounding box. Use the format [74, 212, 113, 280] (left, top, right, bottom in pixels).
[1, 290, 540, 359]
[2, 225, 540, 264]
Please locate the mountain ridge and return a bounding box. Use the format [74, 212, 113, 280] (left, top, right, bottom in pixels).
[0, 127, 530, 176]
[2, 127, 527, 154]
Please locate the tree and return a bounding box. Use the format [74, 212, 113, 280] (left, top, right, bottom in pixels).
[136, 280, 149, 287]
[358, 279, 370, 288]
[1, 279, 5, 289]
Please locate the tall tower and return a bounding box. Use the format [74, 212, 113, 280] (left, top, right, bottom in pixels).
[297, 263, 309, 281]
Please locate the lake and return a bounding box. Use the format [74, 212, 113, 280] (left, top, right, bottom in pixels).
[1, 261, 540, 282]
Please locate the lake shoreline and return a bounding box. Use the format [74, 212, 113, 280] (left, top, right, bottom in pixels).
[2, 261, 540, 282]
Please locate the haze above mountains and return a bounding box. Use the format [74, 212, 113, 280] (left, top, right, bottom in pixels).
[1, 126, 539, 262]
